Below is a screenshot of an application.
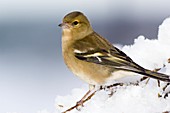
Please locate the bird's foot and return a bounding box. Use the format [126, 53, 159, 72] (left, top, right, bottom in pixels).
[75, 100, 84, 111]
[62, 90, 97, 113]
[76, 100, 84, 107]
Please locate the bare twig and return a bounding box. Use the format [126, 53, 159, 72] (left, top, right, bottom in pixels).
[158, 82, 170, 98]
[104, 83, 124, 97]
[140, 76, 148, 82]
[157, 80, 161, 87]
[164, 91, 170, 99]
[139, 76, 150, 85]
[153, 68, 161, 72]
[163, 83, 170, 91]
[105, 83, 124, 89]
[158, 93, 162, 98]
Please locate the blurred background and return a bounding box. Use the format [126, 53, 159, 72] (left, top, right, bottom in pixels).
[0, 0, 170, 113]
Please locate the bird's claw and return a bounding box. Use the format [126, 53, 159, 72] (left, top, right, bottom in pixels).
[76, 100, 84, 110]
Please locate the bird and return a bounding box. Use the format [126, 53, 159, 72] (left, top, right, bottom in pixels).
[59, 11, 170, 106]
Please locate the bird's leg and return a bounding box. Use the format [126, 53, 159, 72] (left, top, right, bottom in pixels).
[76, 84, 95, 107]
[62, 88, 97, 113]
[76, 90, 91, 107]
[62, 85, 101, 113]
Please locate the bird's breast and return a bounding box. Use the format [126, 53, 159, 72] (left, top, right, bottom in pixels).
[62, 48, 113, 85]
[61, 31, 112, 85]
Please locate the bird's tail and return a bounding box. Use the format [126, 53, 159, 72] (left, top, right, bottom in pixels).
[136, 69, 170, 82]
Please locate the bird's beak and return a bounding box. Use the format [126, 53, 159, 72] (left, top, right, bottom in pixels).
[58, 23, 64, 27]
[58, 23, 71, 29]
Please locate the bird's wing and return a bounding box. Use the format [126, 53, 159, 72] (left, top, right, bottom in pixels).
[73, 32, 145, 71]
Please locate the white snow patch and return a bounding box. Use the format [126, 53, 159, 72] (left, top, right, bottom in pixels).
[158, 17, 170, 45]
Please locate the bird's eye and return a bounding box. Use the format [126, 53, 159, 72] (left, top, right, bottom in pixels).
[73, 21, 79, 26]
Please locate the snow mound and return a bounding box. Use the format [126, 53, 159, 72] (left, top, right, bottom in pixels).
[55, 17, 170, 113]
[56, 85, 170, 113]
[158, 17, 170, 45]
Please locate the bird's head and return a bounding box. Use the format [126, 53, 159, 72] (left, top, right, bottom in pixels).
[59, 11, 93, 40]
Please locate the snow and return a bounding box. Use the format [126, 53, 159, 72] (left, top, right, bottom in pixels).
[55, 83, 170, 113]
[9, 17, 170, 113]
[54, 17, 170, 113]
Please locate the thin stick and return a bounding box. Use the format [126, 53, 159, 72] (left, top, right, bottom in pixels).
[106, 83, 124, 89]
[140, 76, 148, 82]
[157, 80, 160, 87]
[164, 90, 170, 99]
[163, 83, 170, 91]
